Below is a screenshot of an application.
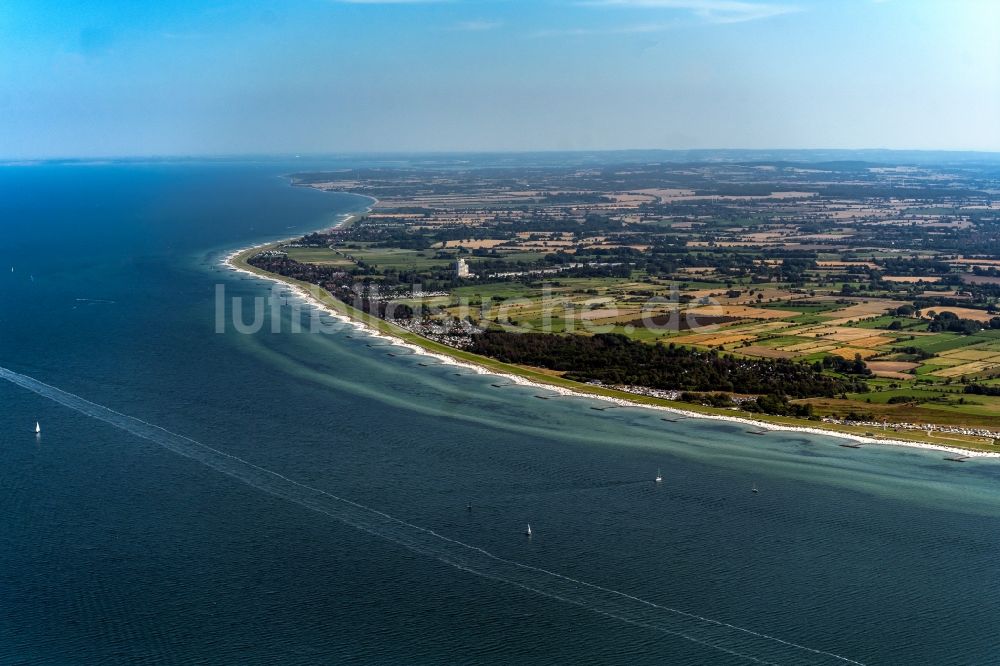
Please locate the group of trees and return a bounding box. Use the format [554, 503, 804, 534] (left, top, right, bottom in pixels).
[890, 345, 934, 360]
[744, 394, 815, 418]
[925, 311, 1000, 335]
[965, 384, 1000, 396]
[888, 305, 1000, 335]
[467, 331, 867, 397]
[820, 354, 873, 376]
[678, 391, 815, 417]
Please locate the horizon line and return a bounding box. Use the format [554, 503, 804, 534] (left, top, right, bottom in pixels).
[5, 146, 1000, 164]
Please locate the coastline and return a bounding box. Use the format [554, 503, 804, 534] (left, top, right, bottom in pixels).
[220, 210, 1000, 460]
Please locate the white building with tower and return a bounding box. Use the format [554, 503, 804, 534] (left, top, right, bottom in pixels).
[455, 257, 472, 278]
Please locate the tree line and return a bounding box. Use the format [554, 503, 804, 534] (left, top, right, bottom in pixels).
[467, 331, 866, 397]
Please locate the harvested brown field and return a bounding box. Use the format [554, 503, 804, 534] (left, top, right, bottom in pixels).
[849, 335, 896, 348]
[670, 332, 758, 347]
[939, 349, 1000, 361]
[932, 361, 999, 378]
[829, 347, 880, 359]
[866, 361, 918, 373]
[874, 371, 916, 380]
[685, 305, 799, 320]
[743, 231, 791, 242]
[922, 307, 996, 322]
[742, 321, 798, 333]
[951, 258, 1000, 266]
[779, 340, 837, 353]
[823, 300, 908, 321]
[817, 261, 879, 269]
[883, 275, 942, 283]
[740, 346, 797, 359]
[517, 239, 576, 247]
[799, 326, 875, 341]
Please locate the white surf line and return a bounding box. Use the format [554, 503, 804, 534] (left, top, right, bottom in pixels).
[1, 366, 867, 665]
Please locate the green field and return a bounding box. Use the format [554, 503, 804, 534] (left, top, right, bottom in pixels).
[896, 334, 971, 354]
[289, 245, 460, 271]
[284, 247, 355, 266]
[350, 248, 452, 270]
[854, 315, 926, 330]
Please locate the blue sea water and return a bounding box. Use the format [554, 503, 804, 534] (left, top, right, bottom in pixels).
[1, 162, 1000, 664]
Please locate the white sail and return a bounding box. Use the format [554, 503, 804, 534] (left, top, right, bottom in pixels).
[34, 421, 40, 434]
[525, 523, 532, 537]
[655, 468, 662, 483]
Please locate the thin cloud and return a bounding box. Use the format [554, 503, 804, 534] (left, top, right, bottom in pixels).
[449, 20, 504, 31]
[582, 0, 799, 24]
[531, 22, 677, 37]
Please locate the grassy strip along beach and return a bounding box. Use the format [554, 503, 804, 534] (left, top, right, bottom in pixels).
[226, 241, 1000, 458]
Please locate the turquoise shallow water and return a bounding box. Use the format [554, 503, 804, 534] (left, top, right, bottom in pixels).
[1, 163, 1000, 664]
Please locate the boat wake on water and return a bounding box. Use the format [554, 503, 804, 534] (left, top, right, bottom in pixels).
[0, 366, 865, 665]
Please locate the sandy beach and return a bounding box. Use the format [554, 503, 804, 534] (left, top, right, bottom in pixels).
[221, 230, 1000, 461]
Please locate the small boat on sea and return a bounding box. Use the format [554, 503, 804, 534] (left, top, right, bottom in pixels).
[655, 468, 663, 483]
[525, 523, 532, 537]
[34, 421, 40, 434]
[752, 483, 758, 494]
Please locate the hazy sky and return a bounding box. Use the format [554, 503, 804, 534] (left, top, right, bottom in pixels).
[1, 0, 998, 158]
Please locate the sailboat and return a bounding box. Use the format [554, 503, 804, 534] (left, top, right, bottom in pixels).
[655, 468, 663, 483]
[525, 523, 532, 537]
[752, 483, 758, 494]
[34, 421, 40, 435]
